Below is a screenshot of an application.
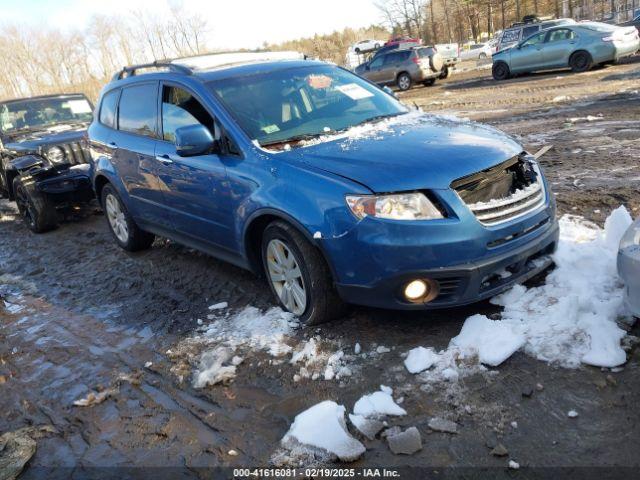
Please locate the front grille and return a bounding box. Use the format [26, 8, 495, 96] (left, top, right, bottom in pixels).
[61, 142, 90, 165]
[452, 156, 545, 226]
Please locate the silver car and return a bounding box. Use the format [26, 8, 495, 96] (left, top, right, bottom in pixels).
[618, 217, 640, 318]
[492, 22, 640, 80]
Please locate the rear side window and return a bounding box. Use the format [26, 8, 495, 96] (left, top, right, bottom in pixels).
[118, 83, 158, 138]
[501, 29, 520, 44]
[99, 89, 119, 128]
[547, 29, 576, 42]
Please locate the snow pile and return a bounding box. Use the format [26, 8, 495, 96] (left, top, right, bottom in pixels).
[404, 347, 440, 373]
[352, 385, 406, 418]
[448, 207, 633, 369]
[278, 401, 365, 463]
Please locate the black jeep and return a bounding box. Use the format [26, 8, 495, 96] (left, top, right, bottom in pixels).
[0, 94, 95, 232]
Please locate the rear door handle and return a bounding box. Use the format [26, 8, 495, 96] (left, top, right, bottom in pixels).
[156, 154, 173, 165]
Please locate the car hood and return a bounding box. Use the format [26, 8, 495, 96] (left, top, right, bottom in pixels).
[4, 125, 87, 153]
[283, 112, 523, 192]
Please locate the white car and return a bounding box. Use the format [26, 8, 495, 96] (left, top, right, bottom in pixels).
[459, 43, 493, 60]
[352, 39, 383, 54]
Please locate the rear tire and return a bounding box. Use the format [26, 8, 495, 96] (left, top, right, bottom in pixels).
[396, 72, 412, 91]
[492, 62, 511, 80]
[262, 221, 347, 325]
[569, 51, 593, 73]
[12, 176, 57, 233]
[479, 52, 487, 59]
[101, 184, 154, 252]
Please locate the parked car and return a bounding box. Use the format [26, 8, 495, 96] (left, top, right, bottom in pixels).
[459, 43, 493, 60]
[355, 47, 444, 90]
[618, 216, 640, 318]
[433, 43, 460, 78]
[0, 94, 95, 232]
[492, 22, 640, 80]
[495, 18, 576, 52]
[385, 36, 421, 46]
[352, 39, 383, 54]
[618, 13, 640, 34]
[89, 55, 558, 324]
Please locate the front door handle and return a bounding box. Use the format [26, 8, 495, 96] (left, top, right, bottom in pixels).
[156, 154, 173, 165]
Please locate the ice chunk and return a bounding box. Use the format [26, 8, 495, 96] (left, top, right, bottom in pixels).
[603, 205, 632, 251]
[450, 315, 525, 366]
[404, 347, 439, 373]
[282, 401, 365, 462]
[353, 386, 407, 418]
[386, 426, 422, 455]
[208, 302, 228, 310]
[348, 414, 384, 440]
[193, 346, 237, 388]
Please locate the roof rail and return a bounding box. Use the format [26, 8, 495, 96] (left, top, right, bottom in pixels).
[111, 61, 193, 81]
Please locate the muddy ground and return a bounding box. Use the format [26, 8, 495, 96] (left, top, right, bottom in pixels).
[1, 58, 639, 479]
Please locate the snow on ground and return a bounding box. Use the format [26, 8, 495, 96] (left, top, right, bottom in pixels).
[171, 306, 359, 387]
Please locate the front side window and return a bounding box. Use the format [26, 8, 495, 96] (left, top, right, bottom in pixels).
[208, 64, 408, 148]
[0, 95, 93, 134]
[522, 32, 547, 47]
[99, 89, 119, 128]
[370, 56, 385, 68]
[161, 85, 214, 142]
[118, 83, 157, 138]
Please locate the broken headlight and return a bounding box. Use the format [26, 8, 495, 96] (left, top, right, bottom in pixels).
[45, 146, 66, 164]
[346, 193, 444, 220]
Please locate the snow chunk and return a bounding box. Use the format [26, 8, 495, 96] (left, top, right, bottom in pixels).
[281, 401, 365, 462]
[404, 347, 440, 373]
[353, 386, 407, 418]
[568, 410, 579, 418]
[450, 315, 525, 367]
[193, 346, 237, 388]
[208, 302, 228, 310]
[348, 414, 384, 440]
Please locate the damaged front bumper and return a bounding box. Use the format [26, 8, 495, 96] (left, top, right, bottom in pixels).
[35, 164, 94, 202]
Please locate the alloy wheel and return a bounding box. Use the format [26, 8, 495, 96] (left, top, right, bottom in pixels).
[266, 238, 307, 316]
[105, 193, 129, 243]
[398, 74, 411, 90]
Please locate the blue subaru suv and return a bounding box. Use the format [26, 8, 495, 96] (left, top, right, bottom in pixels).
[88, 54, 558, 324]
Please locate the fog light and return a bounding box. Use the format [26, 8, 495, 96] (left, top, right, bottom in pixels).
[405, 280, 427, 300]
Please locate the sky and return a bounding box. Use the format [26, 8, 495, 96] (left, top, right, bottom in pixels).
[0, 0, 383, 49]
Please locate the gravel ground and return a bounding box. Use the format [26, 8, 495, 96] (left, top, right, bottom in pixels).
[1, 58, 639, 478]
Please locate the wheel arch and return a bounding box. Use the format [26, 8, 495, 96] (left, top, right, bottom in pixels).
[243, 209, 337, 281]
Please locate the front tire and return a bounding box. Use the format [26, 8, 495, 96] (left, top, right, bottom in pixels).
[12, 176, 57, 233]
[396, 72, 412, 91]
[492, 62, 511, 80]
[261, 221, 347, 325]
[569, 51, 593, 73]
[101, 184, 154, 252]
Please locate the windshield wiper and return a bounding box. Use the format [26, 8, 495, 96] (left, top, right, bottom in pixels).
[352, 112, 406, 127]
[260, 132, 333, 148]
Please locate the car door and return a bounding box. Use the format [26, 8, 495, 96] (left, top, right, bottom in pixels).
[543, 28, 577, 68]
[112, 81, 170, 228]
[365, 55, 386, 83]
[510, 31, 548, 72]
[154, 82, 236, 251]
[382, 51, 405, 83]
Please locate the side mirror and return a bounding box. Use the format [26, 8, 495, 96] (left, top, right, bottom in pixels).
[382, 85, 398, 98]
[175, 124, 215, 157]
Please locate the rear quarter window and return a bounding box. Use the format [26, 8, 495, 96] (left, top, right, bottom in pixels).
[501, 29, 521, 44]
[99, 89, 119, 128]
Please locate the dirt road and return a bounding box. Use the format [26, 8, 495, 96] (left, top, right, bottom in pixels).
[1, 59, 639, 478]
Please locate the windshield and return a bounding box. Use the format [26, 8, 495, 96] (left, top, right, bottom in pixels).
[207, 64, 408, 147]
[0, 96, 93, 134]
